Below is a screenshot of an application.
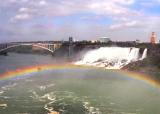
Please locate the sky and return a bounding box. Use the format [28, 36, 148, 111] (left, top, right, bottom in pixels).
[0, 0, 160, 43]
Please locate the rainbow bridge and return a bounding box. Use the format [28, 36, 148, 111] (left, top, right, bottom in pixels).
[0, 42, 62, 54]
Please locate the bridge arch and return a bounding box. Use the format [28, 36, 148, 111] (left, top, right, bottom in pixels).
[0, 44, 55, 53]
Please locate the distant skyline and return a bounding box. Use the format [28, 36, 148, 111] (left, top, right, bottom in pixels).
[0, 0, 160, 43]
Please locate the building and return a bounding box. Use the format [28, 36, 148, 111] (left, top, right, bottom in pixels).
[150, 32, 157, 44]
[99, 37, 111, 43]
[69, 37, 73, 43]
[91, 40, 98, 43]
[135, 39, 140, 43]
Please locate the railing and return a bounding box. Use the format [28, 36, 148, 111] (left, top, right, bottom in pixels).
[0, 43, 62, 53]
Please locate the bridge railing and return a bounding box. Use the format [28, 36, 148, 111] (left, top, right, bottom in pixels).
[0, 43, 62, 53]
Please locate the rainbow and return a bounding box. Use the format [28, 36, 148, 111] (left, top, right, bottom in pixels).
[117, 70, 160, 88]
[0, 64, 84, 81]
[0, 64, 160, 88]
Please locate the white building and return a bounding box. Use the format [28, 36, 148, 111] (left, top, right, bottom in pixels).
[99, 37, 111, 43]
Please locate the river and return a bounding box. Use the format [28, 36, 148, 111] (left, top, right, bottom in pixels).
[0, 53, 160, 114]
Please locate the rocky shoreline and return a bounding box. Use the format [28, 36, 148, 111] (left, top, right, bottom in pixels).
[122, 56, 160, 81]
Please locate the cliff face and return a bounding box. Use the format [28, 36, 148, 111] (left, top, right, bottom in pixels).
[122, 56, 160, 81]
[122, 58, 160, 71]
[122, 44, 160, 81]
[123, 43, 160, 69]
[136, 43, 160, 56]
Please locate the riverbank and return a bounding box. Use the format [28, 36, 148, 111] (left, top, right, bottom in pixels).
[2, 43, 160, 80]
[122, 55, 160, 81]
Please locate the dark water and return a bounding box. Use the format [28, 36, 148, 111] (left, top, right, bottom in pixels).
[0, 53, 160, 114]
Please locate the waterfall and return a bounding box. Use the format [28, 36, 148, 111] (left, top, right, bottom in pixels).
[75, 47, 147, 69]
[128, 48, 140, 62]
[140, 48, 147, 60]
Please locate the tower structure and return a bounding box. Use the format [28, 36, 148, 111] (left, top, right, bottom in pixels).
[69, 36, 73, 43]
[68, 36, 73, 57]
[150, 32, 156, 44]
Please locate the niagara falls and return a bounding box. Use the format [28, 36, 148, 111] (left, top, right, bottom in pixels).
[75, 47, 147, 69]
[1, 0, 160, 114]
[0, 52, 160, 114]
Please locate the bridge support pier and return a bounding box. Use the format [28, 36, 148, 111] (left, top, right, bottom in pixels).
[0, 52, 8, 56]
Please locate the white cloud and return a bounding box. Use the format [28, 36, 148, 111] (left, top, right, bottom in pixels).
[109, 15, 160, 30]
[19, 7, 29, 12]
[39, 0, 47, 6]
[9, 0, 28, 3]
[86, 0, 138, 17]
[0, 0, 160, 42]
[7, 0, 139, 21]
[113, 0, 135, 5]
[88, 2, 128, 15]
[15, 13, 30, 20]
[109, 21, 139, 30]
[10, 13, 31, 22]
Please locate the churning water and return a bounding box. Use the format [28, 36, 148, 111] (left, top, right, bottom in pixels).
[0, 53, 160, 114]
[75, 47, 147, 69]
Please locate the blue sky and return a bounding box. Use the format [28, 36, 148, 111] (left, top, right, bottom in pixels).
[0, 0, 160, 42]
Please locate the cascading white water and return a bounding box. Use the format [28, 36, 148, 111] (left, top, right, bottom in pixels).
[75, 47, 147, 69]
[140, 48, 147, 60]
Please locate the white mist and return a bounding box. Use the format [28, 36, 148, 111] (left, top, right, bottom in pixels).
[75, 47, 147, 69]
